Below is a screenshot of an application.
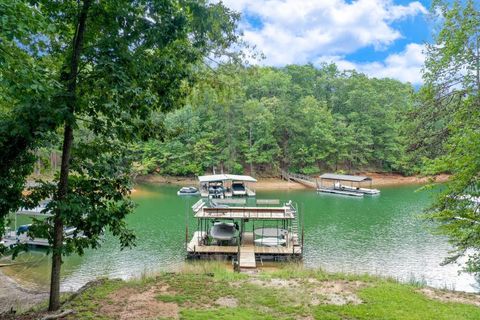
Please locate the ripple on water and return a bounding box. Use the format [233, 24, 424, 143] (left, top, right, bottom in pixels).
[4, 184, 480, 292]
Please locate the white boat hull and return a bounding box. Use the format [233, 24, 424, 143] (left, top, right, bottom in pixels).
[254, 237, 287, 247]
[339, 185, 380, 195]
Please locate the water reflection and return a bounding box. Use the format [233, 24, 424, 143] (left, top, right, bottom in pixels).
[2, 183, 479, 292]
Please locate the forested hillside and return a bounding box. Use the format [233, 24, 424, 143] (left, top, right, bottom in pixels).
[135, 64, 415, 176]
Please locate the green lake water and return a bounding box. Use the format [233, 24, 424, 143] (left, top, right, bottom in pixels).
[2, 183, 479, 292]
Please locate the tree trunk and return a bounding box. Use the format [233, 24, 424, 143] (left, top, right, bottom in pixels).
[249, 124, 254, 176]
[48, 0, 91, 311]
[49, 125, 72, 311]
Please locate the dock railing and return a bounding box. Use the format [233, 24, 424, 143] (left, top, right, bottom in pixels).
[192, 199, 205, 213]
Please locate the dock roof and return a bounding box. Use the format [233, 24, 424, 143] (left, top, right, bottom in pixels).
[194, 206, 295, 219]
[319, 173, 372, 182]
[198, 174, 257, 183]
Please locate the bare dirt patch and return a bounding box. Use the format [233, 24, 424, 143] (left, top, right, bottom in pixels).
[237, 278, 364, 306]
[420, 288, 480, 307]
[215, 296, 238, 308]
[100, 286, 179, 320]
[248, 278, 301, 288]
[135, 175, 197, 187]
[365, 172, 450, 187]
[308, 279, 364, 306]
[255, 178, 307, 190]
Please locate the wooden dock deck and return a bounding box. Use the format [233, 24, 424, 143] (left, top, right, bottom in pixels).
[187, 231, 302, 257]
[239, 246, 256, 268]
[187, 200, 302, 267]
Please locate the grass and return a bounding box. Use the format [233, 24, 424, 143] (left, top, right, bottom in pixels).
[12, 262, 480, 320]
[314, 282, 479, 320]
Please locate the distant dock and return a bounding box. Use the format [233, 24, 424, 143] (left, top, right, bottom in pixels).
[317, 173, 380, 197]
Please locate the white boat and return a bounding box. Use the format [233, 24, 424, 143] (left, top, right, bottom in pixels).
[232, 182, 247, 196]
[335, 184, 380, 195]
[254, 228, 288, 237]
[254, 237, 287, 247]
[210, 222, 236, 241]
[177, 186, 200, 196]
[317, 187, 364, 197]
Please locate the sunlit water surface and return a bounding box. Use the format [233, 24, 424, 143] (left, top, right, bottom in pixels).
[2, 183, 479, 292]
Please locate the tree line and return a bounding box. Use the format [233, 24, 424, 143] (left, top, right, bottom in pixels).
[135, 64, 415, 176]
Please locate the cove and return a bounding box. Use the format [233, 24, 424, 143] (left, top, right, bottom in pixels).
[2, 183, 479, 293]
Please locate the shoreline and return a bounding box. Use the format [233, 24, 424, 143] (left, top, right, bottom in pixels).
[135, 173, 450, 189]
[6, 264, 480, 319]
[0, 269, 48, 314]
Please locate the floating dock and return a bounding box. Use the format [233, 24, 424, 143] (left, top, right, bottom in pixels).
[317, 173, 380, 197]
[317, 187, 364, 197]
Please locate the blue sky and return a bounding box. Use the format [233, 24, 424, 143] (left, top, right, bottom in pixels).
[221, 0, 433, 85]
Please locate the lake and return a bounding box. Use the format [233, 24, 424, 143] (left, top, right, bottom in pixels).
[2, 183, 479, 292]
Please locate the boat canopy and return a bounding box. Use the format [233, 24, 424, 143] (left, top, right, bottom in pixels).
[319, 173, 372, 182]
[198, 174, 257, 183]
[195, 206, 295, 220]
[16, 204, 54, 217]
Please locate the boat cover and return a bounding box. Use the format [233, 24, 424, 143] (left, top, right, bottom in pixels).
[210, 222, 236, 240]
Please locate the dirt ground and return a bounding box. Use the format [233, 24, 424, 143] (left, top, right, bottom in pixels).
[100, 285, 179, 320]
[419, 287, 480, 307]
[136, 175, 307, 190]
[135, 173, 449, 190]
[364, 172, 449, 187]
[0, 270, 48, 315]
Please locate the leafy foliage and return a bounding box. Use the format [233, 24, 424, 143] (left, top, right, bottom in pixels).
[135, 64, 415, 175]
[1, 0, 240, 309]
[418, 0, 480, 272]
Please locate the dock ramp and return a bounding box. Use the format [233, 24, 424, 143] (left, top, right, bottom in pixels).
[239, 232, 256, 268]
[281, 171, 317, 188]
[239, 246, 256, 268]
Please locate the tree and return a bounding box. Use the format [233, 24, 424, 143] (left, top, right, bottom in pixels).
[0, 1, 61, 254]
[419, 0, 480, 272]
[1, 0, 239, 311]
[134, 62, 415, 176]
[241, 99, 280, 174]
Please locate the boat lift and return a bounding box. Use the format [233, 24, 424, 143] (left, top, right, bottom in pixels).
[198, 174, 257, 198]
[186, 199, 303, 270]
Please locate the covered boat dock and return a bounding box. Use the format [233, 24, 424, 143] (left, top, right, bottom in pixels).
[2, 204, 54, 248]
[186, 199, 302, 269]
[198, 174, 257, 198]
[317, 173, 380, 197]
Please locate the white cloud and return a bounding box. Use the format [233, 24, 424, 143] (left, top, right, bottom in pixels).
[218, 0, 427, 83]
[317, 43, 425, 85]
[221, 0, 426, 65]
